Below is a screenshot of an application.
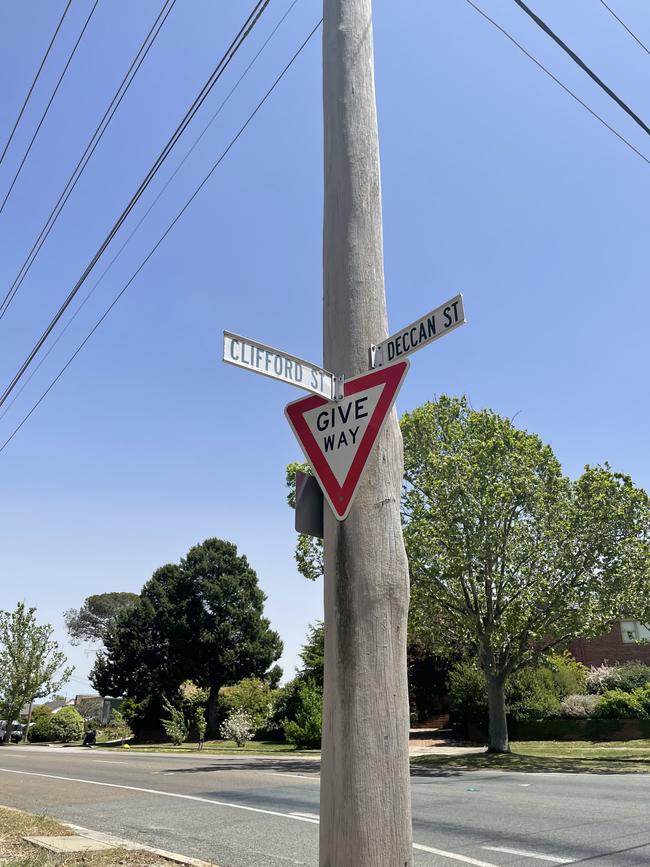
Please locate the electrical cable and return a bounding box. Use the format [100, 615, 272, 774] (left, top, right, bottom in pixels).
[0, 0, 177, 321]
[0, 0, 101, 218]
[463, 0, 650, 166]
[0, 0, 302, 425]
[0, 0, 272, 412]
[512, 0, 650, 136]
[0, 19, 322, 456]
[598, 0, 650, 57]
[0, 0, 73, 168]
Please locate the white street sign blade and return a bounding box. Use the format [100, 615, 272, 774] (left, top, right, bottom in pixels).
[372, 293, 465, 367]
[223, 331, 336, 399]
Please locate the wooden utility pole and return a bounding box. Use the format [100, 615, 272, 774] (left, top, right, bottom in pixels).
[320, 0, 413, 864]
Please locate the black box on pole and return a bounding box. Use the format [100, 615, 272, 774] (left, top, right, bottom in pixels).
[295, 470, 324, 538]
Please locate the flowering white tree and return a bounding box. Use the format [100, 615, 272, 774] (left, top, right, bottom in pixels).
[220, 709, 254, 747]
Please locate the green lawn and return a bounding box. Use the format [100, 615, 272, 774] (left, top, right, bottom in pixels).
[413, 739, 650, 774]
[97, 739, 320, 755]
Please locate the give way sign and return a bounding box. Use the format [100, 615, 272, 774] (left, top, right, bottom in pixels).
[285, 360, 409, 520]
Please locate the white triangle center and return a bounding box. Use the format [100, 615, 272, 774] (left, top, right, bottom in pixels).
[302, 383, 385, 486]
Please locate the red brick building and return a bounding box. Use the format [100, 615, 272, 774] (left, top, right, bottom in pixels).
[570, 620, 650, 667]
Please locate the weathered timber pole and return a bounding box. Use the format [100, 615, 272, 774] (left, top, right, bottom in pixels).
[320, 1, 413, 865]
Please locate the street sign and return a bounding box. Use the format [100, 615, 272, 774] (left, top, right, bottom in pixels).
[285, 360, 409, 520]
[223, 331, 338, 400]
[371, 293, 465, 367]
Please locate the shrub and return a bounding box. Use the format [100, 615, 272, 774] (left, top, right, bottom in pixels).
[282, 681, 322, 749]
[587, 664, 617, 694]
[632, 685, 650, 717]
[448, 661, 487, 724]
[195, 707, 207, 747]
[47, 707, 85, 742]
[29, 713, 53, 742]
[219, 678, 278, 733]
[108, 709, 133, 744]
[220, 709, 255, 746]
[507, 667, 562, 722]
[449, 653, 588, 724]
[560, 694, 599, 718]
[119, 697, 149, 736]
[610, 662, 650, 693]
[31, 705, 52, 722]
[587, 662, 650, 695]
[161, 697, 189, 745]
[546, 652, 588, 698]
[595, 689, 645, 719]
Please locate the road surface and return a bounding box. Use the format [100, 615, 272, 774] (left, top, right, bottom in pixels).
[0, 746, 649, 866]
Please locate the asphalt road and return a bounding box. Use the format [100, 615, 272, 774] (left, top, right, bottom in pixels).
[0, 746, 649, 866]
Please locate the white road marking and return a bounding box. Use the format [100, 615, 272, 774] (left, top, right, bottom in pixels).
[0, 767, 509, 866]
[0, 768, 319, 824]
[482, 846, 574, 863]
[290, 812, 320, 820]
[413, 844, 498, 866]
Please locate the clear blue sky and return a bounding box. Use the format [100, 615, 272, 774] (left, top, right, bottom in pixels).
[1, 0, 648, 696]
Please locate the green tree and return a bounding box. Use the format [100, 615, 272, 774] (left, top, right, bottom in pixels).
[195, 706, 207, 748]
[286, 462, 323, 581]
[283, 680, 322, 749]
[161, 697, 189, 745]
[402, 397, 650, 752]
[0, 603, 73, 743]
[91, 538, 283, 732]
[297, 622, 324, 689]
[219, 677, 278, 732]
[64, 592, 138, 647]
[109, 709, 133, 745]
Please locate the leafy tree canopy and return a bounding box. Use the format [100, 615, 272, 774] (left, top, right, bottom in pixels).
[0, 603, 73, 742]
[297, 621, 324, 689]
[64, 592, 139, 647]
[286, 462, 323, 582]
[90, 538, 283, 730]
[402, 396, 650, 751]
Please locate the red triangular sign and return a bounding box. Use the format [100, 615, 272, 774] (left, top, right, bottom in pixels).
[285, 360, 409, 520]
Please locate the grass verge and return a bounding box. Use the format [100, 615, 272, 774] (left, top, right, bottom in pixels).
[97, 739, 320, 755]
[0, 805, 176, 865]
[412, 739, 650, 774]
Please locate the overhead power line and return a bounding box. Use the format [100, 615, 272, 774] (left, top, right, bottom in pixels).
[0, 0, 177, 322]
[0, 0, 101, 218]
[0, 0, 302, 425]
[463, 0, 650, 166]
[512, 0, 650, 136]
[0, 19, 322, 456]
[0, 0, 272, 413]
[0, 0, 73, 169]
[598, 0, 650, 57]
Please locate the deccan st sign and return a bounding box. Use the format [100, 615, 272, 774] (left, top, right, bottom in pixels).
[223, 331, 336, 399]
[372, 293, 465, 367]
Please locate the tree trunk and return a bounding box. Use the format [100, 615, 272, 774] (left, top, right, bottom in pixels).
[207, 685, 220, 736]
[485, 673, 509, 753]
[23, 699, 34, 742]
[320, 1, 413, 864]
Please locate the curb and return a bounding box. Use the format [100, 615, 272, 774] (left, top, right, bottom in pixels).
[63, 821, 219, 867]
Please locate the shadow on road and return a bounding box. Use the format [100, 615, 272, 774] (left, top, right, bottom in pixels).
[412, 752, 650, 775]
[161, 758, 322, 775]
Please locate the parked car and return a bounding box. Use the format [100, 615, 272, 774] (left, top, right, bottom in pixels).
[0, 720, 24, 743]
